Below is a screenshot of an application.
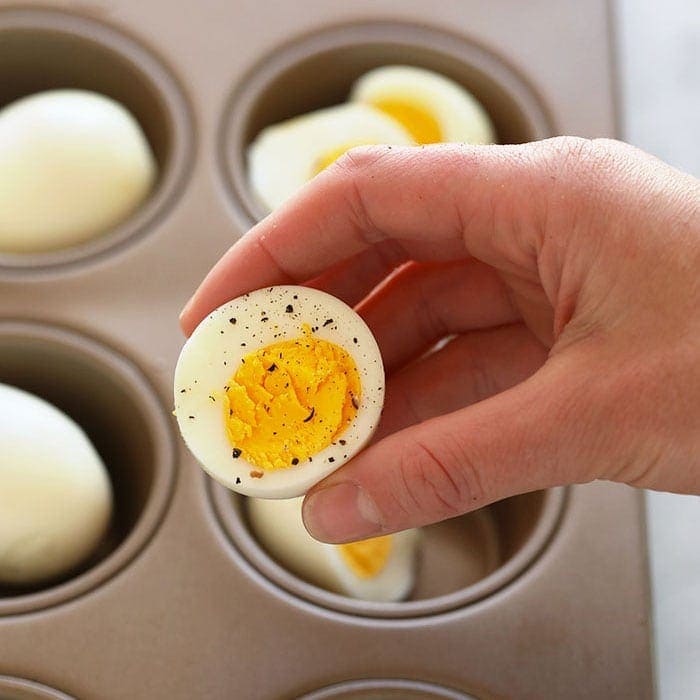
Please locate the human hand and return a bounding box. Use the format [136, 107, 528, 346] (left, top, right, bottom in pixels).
[181, 137, 700, 543]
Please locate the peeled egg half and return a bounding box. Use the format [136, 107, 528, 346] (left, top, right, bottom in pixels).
[351, 65, 496, 145]
[0, 383, 113, 585]
[247, 102, 414, 211]
[174, 286, 384, 498]
[0, 89, 157, 253]
[248, 496, 420, 602]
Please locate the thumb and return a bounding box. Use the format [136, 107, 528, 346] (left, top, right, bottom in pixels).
[302, 352, 617, 543]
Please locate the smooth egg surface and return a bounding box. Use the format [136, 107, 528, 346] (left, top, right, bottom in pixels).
[247, 102, 414, 212]
[248, 496, 420, 602]
[0, 89, 156, 253]
[0, 383, 113, 585]
[174, 286, 385, 498]
[351, 65, 496, 145]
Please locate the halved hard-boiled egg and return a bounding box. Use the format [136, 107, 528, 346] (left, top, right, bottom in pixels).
[247, 102, 414, 211]
[248, 496, 420, 602]
[174, 286, 384, 498]
[351, 65, 496, 145]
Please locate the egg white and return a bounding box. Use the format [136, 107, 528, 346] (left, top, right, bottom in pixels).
[247, 102, 414, 212]
[351, 65, 496, 145]
[174, 286, 385, 498]
[0, 383, 113, 585]
[248, 496, 420, 602]
[0, 89, 156, 253]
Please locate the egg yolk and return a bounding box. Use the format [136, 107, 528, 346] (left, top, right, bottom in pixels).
[371, 98, 442, 144]
[222, 325, 360, 470]
[338, 535, 393, 578]
[312, 140, 377, 176]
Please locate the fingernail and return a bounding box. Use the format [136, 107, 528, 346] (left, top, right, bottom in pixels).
[303, 482, 382, 543]
[179, 296, 194, 320]
[179, 296, 195, 330]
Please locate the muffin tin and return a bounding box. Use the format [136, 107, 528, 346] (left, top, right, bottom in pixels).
[0, 1, 652, 698]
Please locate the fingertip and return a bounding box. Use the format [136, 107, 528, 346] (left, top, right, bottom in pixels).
[302, 480, 382, 543]
[178, 298, 198, 337]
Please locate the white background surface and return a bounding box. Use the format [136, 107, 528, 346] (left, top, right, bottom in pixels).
[616, 1, 700, 697]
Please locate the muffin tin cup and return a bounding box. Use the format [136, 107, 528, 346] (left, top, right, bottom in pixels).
[209, 483, 566, 619]
[0, 321, 176, 616]
[0, 677, 74, 700]
[220, 21, 556, 225]
[0, 7, 193, 277]
[299, 678, 478, 699]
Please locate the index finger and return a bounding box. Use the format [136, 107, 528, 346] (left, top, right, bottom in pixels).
[180, 141, 548, 335]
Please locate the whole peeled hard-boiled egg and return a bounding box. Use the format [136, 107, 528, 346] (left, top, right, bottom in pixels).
[0, 383, 113, 585]
[174, 286, 384, 498]
[248, 496, 420, 602]
[0, 89, 157, 253]
[247, 102, 414, 211]
[351, 65, 496, 145]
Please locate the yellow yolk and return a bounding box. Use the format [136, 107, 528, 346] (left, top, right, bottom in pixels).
[338, 535, 393, 578]
[312, 140, 377, 176]
[370, 98, 441, 144]
[222, 325, 361, 470]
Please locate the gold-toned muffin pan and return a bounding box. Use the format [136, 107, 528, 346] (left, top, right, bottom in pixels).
[0, 2, 651, 699]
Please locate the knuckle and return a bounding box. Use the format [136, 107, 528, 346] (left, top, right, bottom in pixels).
[530, 136, 638, 258]
[393, 434, 481, 523]
[540, 136, 630, 190]
[546, 135, 595, 164]
[327, 146, 393, 245]
[332, 144, 392, 177]
[541, 136, 597, 176]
